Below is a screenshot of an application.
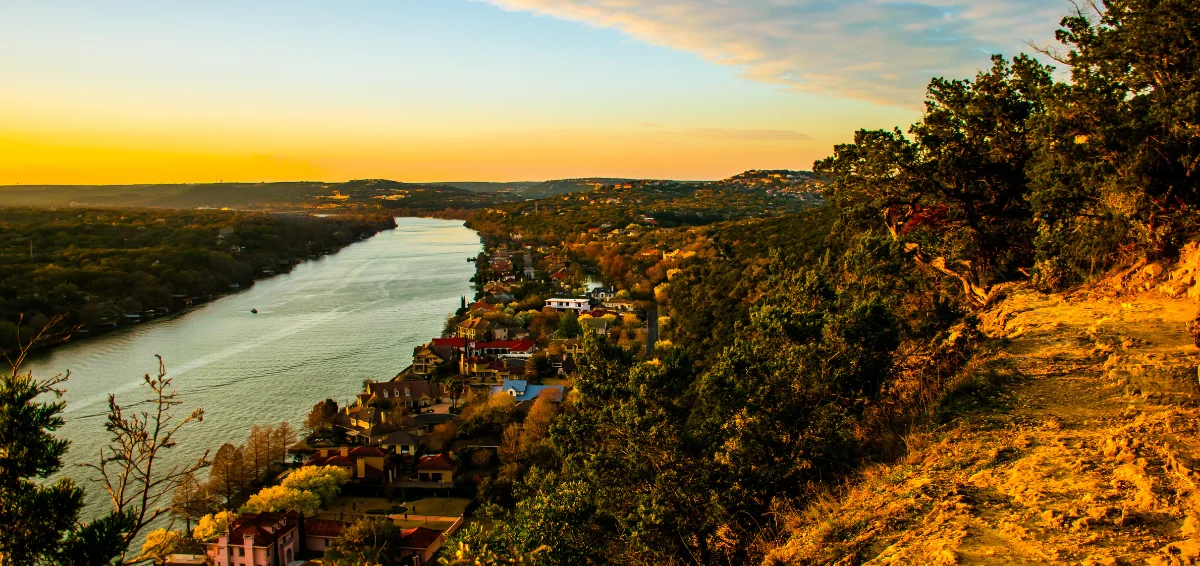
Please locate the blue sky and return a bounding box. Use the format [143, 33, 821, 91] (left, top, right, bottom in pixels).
[0, 0, 1071, 183]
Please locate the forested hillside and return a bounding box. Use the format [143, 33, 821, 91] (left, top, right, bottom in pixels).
[0, 180, 509, 213]
[468, 178, 822, 244]
[0, 208, 395, 350]
[451, 1, 1200, 563]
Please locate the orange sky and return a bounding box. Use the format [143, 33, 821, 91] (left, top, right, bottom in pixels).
[0, 0, 1060, 184]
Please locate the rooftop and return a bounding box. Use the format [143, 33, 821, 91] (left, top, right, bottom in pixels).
[416, 453, 457, 471]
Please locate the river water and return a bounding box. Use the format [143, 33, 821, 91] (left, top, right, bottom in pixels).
[26, 217, 480, 519]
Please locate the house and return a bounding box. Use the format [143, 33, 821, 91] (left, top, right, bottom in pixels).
[491, 259, 513, 273]
[492, 325, 530, 341]
[396, 527, 449, 565]
[486, 358, 527, 380]
[588, 287, 617, 301]
[412, 345, 450, 377]
[365, 380, 449, 411]
[582, 317, 611, 336]
[379, 430, 419, 456]
[333, 405, 389, 442]
[415, 454, 456, 483]
[484, 293, 514, 304]
[303, 519, 347, 553]
[549, 338, 583, 357]
[602, 298, 636, 312]
[472, 339, 537, 358]
[545, 298, 590, 312]
[459, 356, 493, 379]
[467, 300, 497, 315]
[490, 379, 566, 403]
[456, 317, 495, 340]
[429, 336, 469, 359]
[306, 446, 390, 481]
[205, 512, 301, 566]
[482, 280, 509, 295]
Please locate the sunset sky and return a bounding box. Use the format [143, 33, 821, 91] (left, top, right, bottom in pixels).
[0, 0, 1071, 185]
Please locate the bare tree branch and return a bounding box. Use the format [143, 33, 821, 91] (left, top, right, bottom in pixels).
[79, 355, 210, 563]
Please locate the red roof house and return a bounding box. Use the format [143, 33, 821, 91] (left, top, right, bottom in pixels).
[415, 453, 456, 483]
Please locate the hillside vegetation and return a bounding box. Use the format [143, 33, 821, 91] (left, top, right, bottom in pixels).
[453, 2, 1200, 564]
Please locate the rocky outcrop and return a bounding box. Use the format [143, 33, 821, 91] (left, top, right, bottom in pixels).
[1106, 243, 1200, 302]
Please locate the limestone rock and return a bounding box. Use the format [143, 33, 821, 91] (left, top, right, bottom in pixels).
[1183, 515, 1200, 538]
[1153, 539, 1200, 566]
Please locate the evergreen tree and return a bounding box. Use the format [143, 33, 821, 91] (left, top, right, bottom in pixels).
[0, 361, 133, 564]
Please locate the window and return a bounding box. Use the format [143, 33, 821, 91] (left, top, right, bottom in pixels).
[237, 548, 244, 557]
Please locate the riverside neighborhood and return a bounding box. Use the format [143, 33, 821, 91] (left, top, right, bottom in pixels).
[159, 235, 661, 565]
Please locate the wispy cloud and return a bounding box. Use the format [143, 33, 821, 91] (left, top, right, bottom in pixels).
[479, 0, 1070, 105]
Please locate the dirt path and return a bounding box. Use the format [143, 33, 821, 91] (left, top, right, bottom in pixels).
[767, 283, 1200, 565]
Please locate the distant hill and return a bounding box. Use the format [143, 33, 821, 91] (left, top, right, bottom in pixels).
[0, 172, 823, 211]
[148, 182, 330, 208]
[0, 184, 201, 207]
[0, 180, 503, 211]
[714, 170, 825, 201]
[0, 182, 331, 209]
[512, 178, 635, 199]
[431, 181, 541, 193]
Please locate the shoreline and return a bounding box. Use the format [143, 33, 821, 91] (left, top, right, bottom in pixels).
[18, 219, 399, 360]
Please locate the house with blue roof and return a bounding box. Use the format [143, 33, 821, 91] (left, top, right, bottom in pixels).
[490, 379, 565, 403]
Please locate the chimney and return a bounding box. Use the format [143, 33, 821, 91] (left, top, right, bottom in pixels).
[340, 446, 349, 457]
[243, 533, 254, 563]
[319, 448, 328, 457]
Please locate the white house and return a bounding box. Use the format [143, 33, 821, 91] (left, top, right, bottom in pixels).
[545, 298, 590, 312]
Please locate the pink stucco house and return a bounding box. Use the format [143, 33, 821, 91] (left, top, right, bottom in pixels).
[205, 512, 301, 566]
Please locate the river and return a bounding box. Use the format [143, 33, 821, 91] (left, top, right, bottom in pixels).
[26, 217, 480, 521]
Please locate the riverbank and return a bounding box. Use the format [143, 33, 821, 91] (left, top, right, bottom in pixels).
[0, 208, 397, 358]
[36, 222, 394, 353]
